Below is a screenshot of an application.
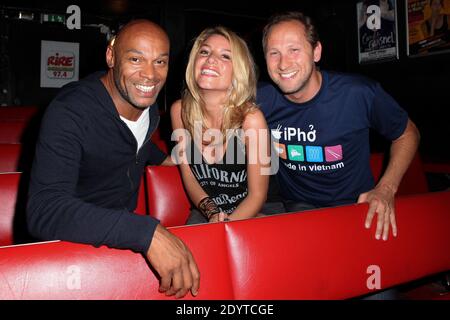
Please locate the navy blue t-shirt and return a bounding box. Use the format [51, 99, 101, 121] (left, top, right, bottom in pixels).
[257, 71, 408, 207]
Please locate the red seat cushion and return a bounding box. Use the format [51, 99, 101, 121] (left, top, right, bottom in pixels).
[145, 166, 190, 226]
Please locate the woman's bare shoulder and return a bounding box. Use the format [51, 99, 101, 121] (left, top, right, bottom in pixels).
[242, 107, 267, 130]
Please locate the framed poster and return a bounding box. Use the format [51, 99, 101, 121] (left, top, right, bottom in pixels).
[40, 40, 79, 88]
[357, 0, 399, 63]
[406, 0, 450, 56]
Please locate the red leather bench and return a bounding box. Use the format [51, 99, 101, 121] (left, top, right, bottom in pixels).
[0, 222, 233, 300]
[226, 192, 450, 299]
[370, 152, 429, 195]
[0, 142, 37, 174]
[422, 161, 450, 174]
[0, 144, 22, 172]
[0, 191, 448, 299]
[0, 173, 21, 246]
[145, 165, 190, 226]
[0, 107, 164, 148]
[0, 172, 147, 245]
[0, 120, 30, 144]
[0, 106, 42, 146]
[423, 162, 450, 174]
[151, 128, 168, 154]
[145, 152, 430, 228]
[134, 127, 169, 215]
[0, 133, 167, 244]
[0, 106, 39, 121]
[135, 178, 147, 215]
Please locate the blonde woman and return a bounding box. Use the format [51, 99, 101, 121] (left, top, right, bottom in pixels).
[171, 26, 270, 224]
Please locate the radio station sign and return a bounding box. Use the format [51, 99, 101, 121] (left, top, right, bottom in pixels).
[40, 40, 79, 88]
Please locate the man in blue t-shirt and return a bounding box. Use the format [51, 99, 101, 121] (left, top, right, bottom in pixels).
[257, 12, 420, 241]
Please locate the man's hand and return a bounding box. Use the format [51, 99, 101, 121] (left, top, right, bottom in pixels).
[146, 224, 200, 298]
[358, 184, 398, 241]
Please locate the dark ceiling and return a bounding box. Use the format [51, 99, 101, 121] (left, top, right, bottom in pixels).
[1, 0, 346, 21]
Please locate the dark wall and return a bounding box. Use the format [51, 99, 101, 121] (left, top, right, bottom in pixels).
[1, 0, 448, 160]
[6, 19, 107, 107]
[332, 0, 450, 160]
[0, 0, 162, 107]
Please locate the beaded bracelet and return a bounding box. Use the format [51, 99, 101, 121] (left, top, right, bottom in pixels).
[198, 197, 221, 220]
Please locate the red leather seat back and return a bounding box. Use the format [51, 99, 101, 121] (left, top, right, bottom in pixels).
[0, 144, 22, 172]
[150, 128, 168, 154]
[0, 121, 29, 144]
[225, 191, 450, 299]
[170, 223, 235, 299]
[0, 223, 234, 300]
[152, 139, 168, 154]
[370, 152, 428, 195]
[145, 166, 190, 226]
[0, 173, 21, 246]
[135, 177, 147, 215]
[134, 128, 170, 216]
[422, 160, 450, 174]
[0, 148, 146, 220]
[369, 152, 384, 182]
[397, 152, 428, 195]
[0, 106, 39, 121]
[0, 191, 449, 299]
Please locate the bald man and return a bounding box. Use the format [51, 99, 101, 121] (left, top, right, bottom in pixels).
[28, 20, 199, 298]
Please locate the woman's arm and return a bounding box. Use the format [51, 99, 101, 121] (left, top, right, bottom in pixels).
[227, 109, 270, 221]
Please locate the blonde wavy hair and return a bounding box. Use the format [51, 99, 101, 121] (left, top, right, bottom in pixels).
[181, 26, 257, 142]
